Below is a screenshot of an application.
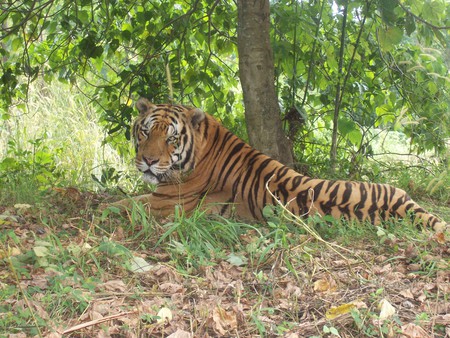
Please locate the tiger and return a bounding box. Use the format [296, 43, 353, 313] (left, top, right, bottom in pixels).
[113, 97, 448, 233]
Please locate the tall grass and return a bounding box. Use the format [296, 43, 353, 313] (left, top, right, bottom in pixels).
[0, 81, 136, 202]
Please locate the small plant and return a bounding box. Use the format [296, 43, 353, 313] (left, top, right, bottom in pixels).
[0, 134, 62, 205]
[154, 204, 247, 271]
[323, 324, 341, 337]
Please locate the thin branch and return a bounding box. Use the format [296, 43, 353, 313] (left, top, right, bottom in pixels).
[62, 311, 137, 334]
[339, 0, 373, 108]
[398, 1, 450, 30]
[301, 0, 326, 108]
[330, 0, 349, 172]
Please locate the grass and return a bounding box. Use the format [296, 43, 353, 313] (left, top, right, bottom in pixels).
[2, 198, 448, 337]
[0, 81, 449, 336]
[0, 80, 137, 206]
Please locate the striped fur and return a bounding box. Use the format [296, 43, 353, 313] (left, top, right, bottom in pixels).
[119, 98, 447, 232]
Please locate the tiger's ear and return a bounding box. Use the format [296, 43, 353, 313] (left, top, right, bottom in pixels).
[136, 98, 156, 115]
[188, 108, 205, 129]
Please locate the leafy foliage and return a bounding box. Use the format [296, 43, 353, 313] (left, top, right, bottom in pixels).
[271, 0, 450, 176]
[1, 0, 449, 183]
[0, 0, 240, 141]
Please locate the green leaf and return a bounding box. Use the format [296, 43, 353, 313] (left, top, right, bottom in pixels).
[33, 246, 49, 257]
[226, 253, 248, 267]
[11, 37, 23, 51]
[423, 1, 446, 24]
[379, 0, 398, 25]
[129, 256, 153, 272]
[78, 10, 89, 24]
[338, 118, 356, 136]
[378, 27, 403, 52]
[405, 14, 416, 36]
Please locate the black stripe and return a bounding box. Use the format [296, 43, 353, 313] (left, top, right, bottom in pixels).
[367, 184, 379, 223]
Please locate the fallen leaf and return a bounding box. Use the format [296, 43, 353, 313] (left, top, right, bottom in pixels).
[432, 232, 446, 244]
[400, 323, 431, 338]
[432, 313, 450, 325]
[156, 307, 173, 324]
[8, 333, 27, 338]
[33, 246, 49, 257]
[98, 280, 127, 292]
[212, 307, 237, 335]
[417, 292, 427, 302]
[129, 256, 152, 272]
[166, 329, 192, 338]
[379, 299, 396, 320]
[14, 203, 32, 210]
[284, 334, 299, 338]
[325, 303, 356, 320]
[159, 282, 184, 294]
[226, 253, 247, 267]
[0, 247, 21, 259]
[399, 288, 414, 299]
[313, 276, 336, 293]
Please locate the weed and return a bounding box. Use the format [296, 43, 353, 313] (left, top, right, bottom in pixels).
[0, 80, 136, 205]
[154, 205, 248, 272]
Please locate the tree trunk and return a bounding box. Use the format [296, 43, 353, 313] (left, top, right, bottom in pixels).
[237, 0, 294, 167]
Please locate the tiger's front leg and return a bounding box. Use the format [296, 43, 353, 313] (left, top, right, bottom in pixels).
[110, 194, 154, 211]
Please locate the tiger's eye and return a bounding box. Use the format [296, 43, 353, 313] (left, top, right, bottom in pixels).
[167, 135, 179, 145]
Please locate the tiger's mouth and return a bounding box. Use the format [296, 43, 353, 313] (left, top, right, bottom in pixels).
[139, 162, 182, 185]
[142, 169, 162, 184]
[142, 167, 176, 184]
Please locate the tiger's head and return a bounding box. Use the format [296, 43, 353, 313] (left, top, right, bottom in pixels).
[132, 98, 206, 184]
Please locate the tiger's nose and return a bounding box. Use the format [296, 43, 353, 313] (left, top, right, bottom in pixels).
[143, 156, 158, 166]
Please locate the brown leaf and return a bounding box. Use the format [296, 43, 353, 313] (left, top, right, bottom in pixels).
[404, 244, 418, 258]
[313, 276, 336, 293]
[284, 282, 302, 298]
[432, 313, 450, 325]
[432, 232, 446, 244]
[159, 282, 184, 294]
[166, 329, 192, 338]
[97, 279, 127, 292]
[373, 263, 392, 275]
[399, 323, 431, 338]
[399, 288, 414, 299]
[211, 307, 237, 335]
[151, 264, 181, 283]
[19, 275, 49, 290]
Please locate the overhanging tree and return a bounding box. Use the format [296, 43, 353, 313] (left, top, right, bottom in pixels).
[1, 0, 449, 180]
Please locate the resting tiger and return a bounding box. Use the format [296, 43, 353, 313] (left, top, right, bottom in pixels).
[114, 97, 447, 232]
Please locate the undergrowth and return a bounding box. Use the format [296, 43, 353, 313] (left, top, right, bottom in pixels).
[1, 197, 448, 337]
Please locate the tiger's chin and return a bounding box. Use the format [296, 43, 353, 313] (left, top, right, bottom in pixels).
[142, 171, 161, 185]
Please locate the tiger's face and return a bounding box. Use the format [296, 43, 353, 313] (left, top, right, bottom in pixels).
[132, 98, 205, 184]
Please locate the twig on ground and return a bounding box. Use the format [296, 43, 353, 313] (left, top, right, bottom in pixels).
[62, 311, 137, 334]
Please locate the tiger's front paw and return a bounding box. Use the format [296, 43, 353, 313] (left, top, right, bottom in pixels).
[99, 195, 153, 215]
[98, 198, 133, 215]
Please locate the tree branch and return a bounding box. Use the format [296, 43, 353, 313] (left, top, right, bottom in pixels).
[398, 1, 450, 30]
